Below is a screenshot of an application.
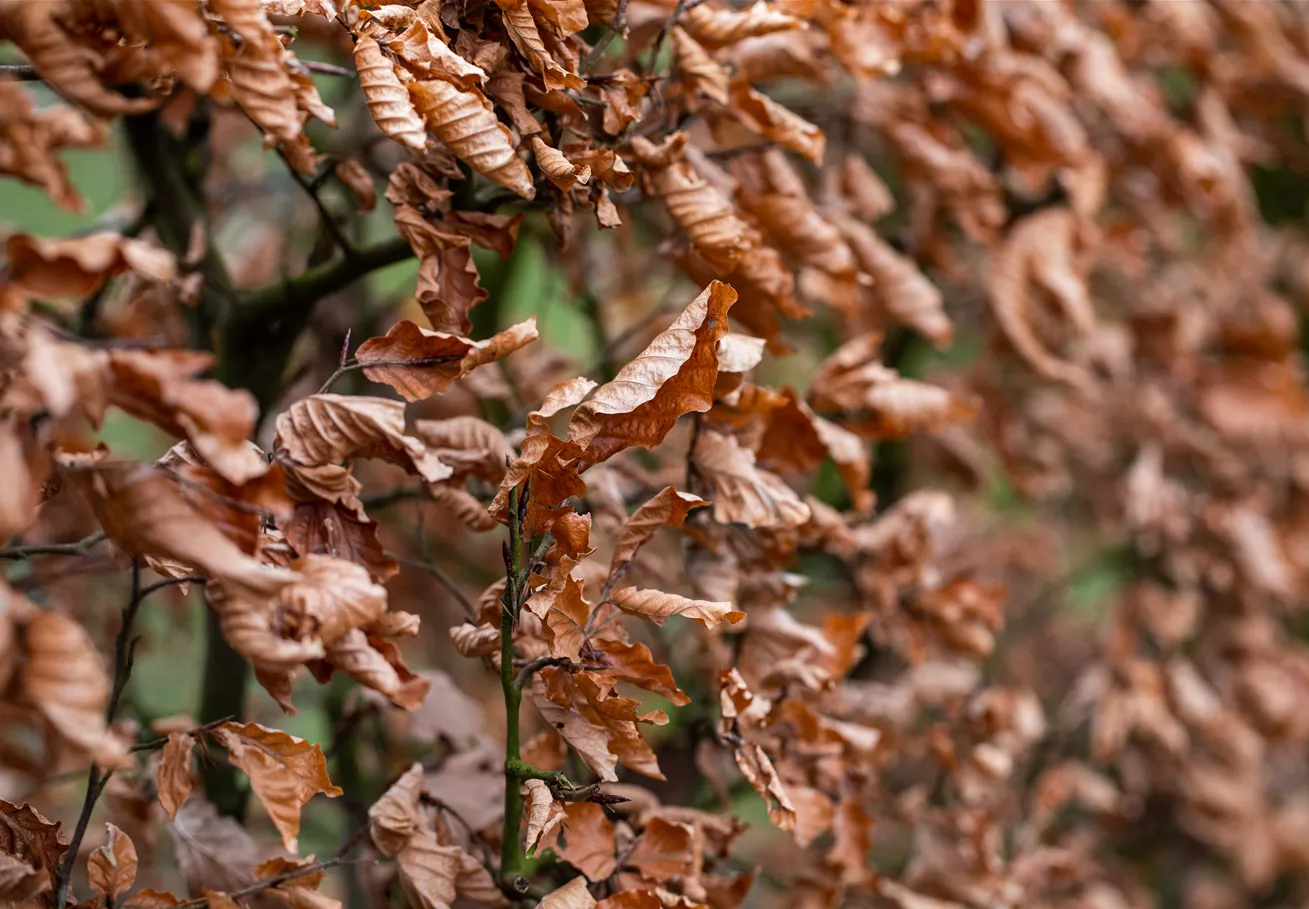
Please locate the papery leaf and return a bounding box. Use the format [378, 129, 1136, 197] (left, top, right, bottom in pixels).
[498, 0, 585, 91]
[542, 802, 615, 880]
[323, 628, 431, 709]
[692, 429, 810, 528]
[411, 416, 515, 482]
[275, 394, 451, 482]
[356, 318, 538, 401]
[609, 587, 743, 629]
[631, 135, 749, 274]
[568, 282, 735, 468]
[396, 829, 461, 909]
[625, 816, 694, 882]
[109, 349, 265, 485]
[355, 35, 429, 150]
[681, 0, 804, 47]
[156, 732, 195, 821]
[214, 722, 343, 853]
[4, 232, 175, 301]
[369, 762, 424, 857]
[609, 486, 709, 576]
[0, 82, 106, 212]
[529, 685, 618, 782]
[389, 19, 487, 89]
[523, 779, 563, 855]
[169, 798, 264, 898]
[410, 78, 535, 199]
[87, 823, 138, 902]
[536, 876, 596, 909]
[532, 137, 591, 191]
[672, 27, 729, 105]
[0, 799, 66, 899]
[20, 611, 127, 767]
[723, 79, 824, 163]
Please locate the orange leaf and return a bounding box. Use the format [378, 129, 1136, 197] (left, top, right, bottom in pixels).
[87, 823, 138, 902]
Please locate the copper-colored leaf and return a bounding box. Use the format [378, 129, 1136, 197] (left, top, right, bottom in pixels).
[87, 823, 139, 902]
[275, 394, 451, 482]
[5, 232, 175, 302]
[0, 799, 66, 899]
[692, 429, 810, 528]
[529, 685, 618, 782]
[410, 78, 535, 199]
[109, 349, 265, 485]
[723, 79, 824, 163]
[544, 802, 615, 881]
[356, 318, 538, 401]
[609, 486, 709, 576]
[568, 282, 735, 468]
[681, 0, 804, 48]
[499, 0, 585, 91]
[533, 137, 592, 191]
[20, 611, 127, 766]
[156, 732, 195, 821]
[537, 876, 596, 909]
[609, 587, 744, 629]
[213, 722, 343, 853]
[355, 35, 428, 150]
[625, 816, 693, 882]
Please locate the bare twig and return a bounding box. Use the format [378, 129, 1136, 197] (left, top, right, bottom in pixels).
[580, 0, 630, 72]
[300, 59, 356, 77]
[317, 355, 463, 394]
[282, 153, 357, 258]
[129, 715, 236, 754]
[642, 0, 688, 79]
[386, 551, 477, 620]
[0, 531, 106, 561]
[53, 558, 144, 908]
[514, 656, 570, 691]
[137, 575, 207, 600]
[0, 63, 40, 80]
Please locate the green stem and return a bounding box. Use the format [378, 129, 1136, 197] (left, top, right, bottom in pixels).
[500, 488, 526, 894]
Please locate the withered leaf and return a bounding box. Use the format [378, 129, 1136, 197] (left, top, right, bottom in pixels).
[533, 137, 591, 191]
[529, 684, 618, 782]
[87, 823, 139, 903]
[0, 799, 66, 898]
[410, 78, 535, 199]
[396, 829, 461, 909]
[568, 281, 736, 469]
[356, 318, 538, 401]
[275, 395, 451, 482]
[157, 732, 195, 821]
[368, 762, 424, 857]
[523, 779, 563, 855]
[543, 802, 615, 881]
[213, 722, 343, 854]
[355, 35, 428, 151]
[609, 587, 744, 629]
[692, 428, 810, 529]
[536, 876, 596, 909]
[609, 486, 709, 576]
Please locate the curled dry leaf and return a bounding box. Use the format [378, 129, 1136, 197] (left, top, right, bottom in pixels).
[533, 137, 592, 191]
[692, 428, 811, 529]
[0, 799, 66, 901]
[20, 610, 127, 767]
[536, 876, 596, 909]
[609, 587, 744, 629]
[108, 349, 266, 485]
[410, 78, 535, 199]
[609, 486, 709, 575]
[672, 27, 729, 105]
[723, 79, 825, 163]
[4, 231, 175, 302]
[396, 829, 461, 909]
[213, 722, 343, 854]
[529, 684, 618, 782]
[522, 778, 563, 855]
[369, 762, 423, 857]
[631, 134, 750, 273]
[156, 732, 195, 821]
[276, 394, 451, 482]
[568, 281, 736, 469]
[681, 0, 805, 48]
[87, 823, 139, 903]
[543, 802, 615, 881]
[499, 0, 584, 91]
[355, 35, 428, 151]
[356, 318, 538, 401]
[169, 797, 264, 898]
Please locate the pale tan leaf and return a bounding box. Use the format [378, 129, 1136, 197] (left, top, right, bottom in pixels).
[214, 722, 343, 853]
[323, 629, 430, 709]
[692, 429, 810, 528]
[88, 823, 138, 902]
[169, 798, 264, 898]
[451, 622, 500, 657]
[532, 137, 591, 191]
[275, 394, 451, 482]
[4, 232, 175, 301]
[157, 732, 195, 821]
[396, 829, 460, 909]
[369, 762, 423, 857]
[281, 554, 387, 643]
[609, 588, 743, 629]
[529, 0, 588, 34]
[568, 281, 736, 468]
[522, 779, 562, 855]
[536, 876, 596, 909]
[723, 79, 824, 163]
[499, 0, 585, 91]
[355, 35, 428, 150]
[389, 19, 487, 89]
[410, 416, 514, 482]
[410, 79, 535, 199]
[671, 27, 729, 105]
[20, 611, 127, 767]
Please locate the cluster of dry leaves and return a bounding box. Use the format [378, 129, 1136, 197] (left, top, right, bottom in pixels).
[4, 0, 1309, 908]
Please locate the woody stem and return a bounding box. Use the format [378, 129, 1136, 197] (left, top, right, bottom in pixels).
[500, 486, 527, 896]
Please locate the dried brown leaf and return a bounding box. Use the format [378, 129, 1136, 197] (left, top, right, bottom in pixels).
[609, 587, 744, 629]
[157, 732, 195, 821]
[356, 318, 538, 401]
[692, 428, 810, 528]
[88, 823, 139, 903]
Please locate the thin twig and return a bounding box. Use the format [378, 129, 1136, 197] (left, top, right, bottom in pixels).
[53, 558, 143, 908]
[0, 63, 39, 81]
[0, 531, 106, 560]
[174, 831, 374, 908]
[317, 355, 463, 395]
[282, 152, 357, 258]
[137, 575, 207, 600]
[300, 59, 356, 77]
[642, 0, 688, 80]
[514, 656, 570, 691]
[129, 715, 236, 753]
[580, 0, 630, 72]
[386, 551, 477, 620]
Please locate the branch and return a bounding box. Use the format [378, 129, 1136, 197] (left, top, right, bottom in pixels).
[236, 235, 414, 324]
[499, 486, 530, 896]
[387, 551, 477, 621]
[580, 0, 630, 72]
[0, 531, 105, 560]
[52, 558, 143, 909]
[514, 656, 569, 691]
